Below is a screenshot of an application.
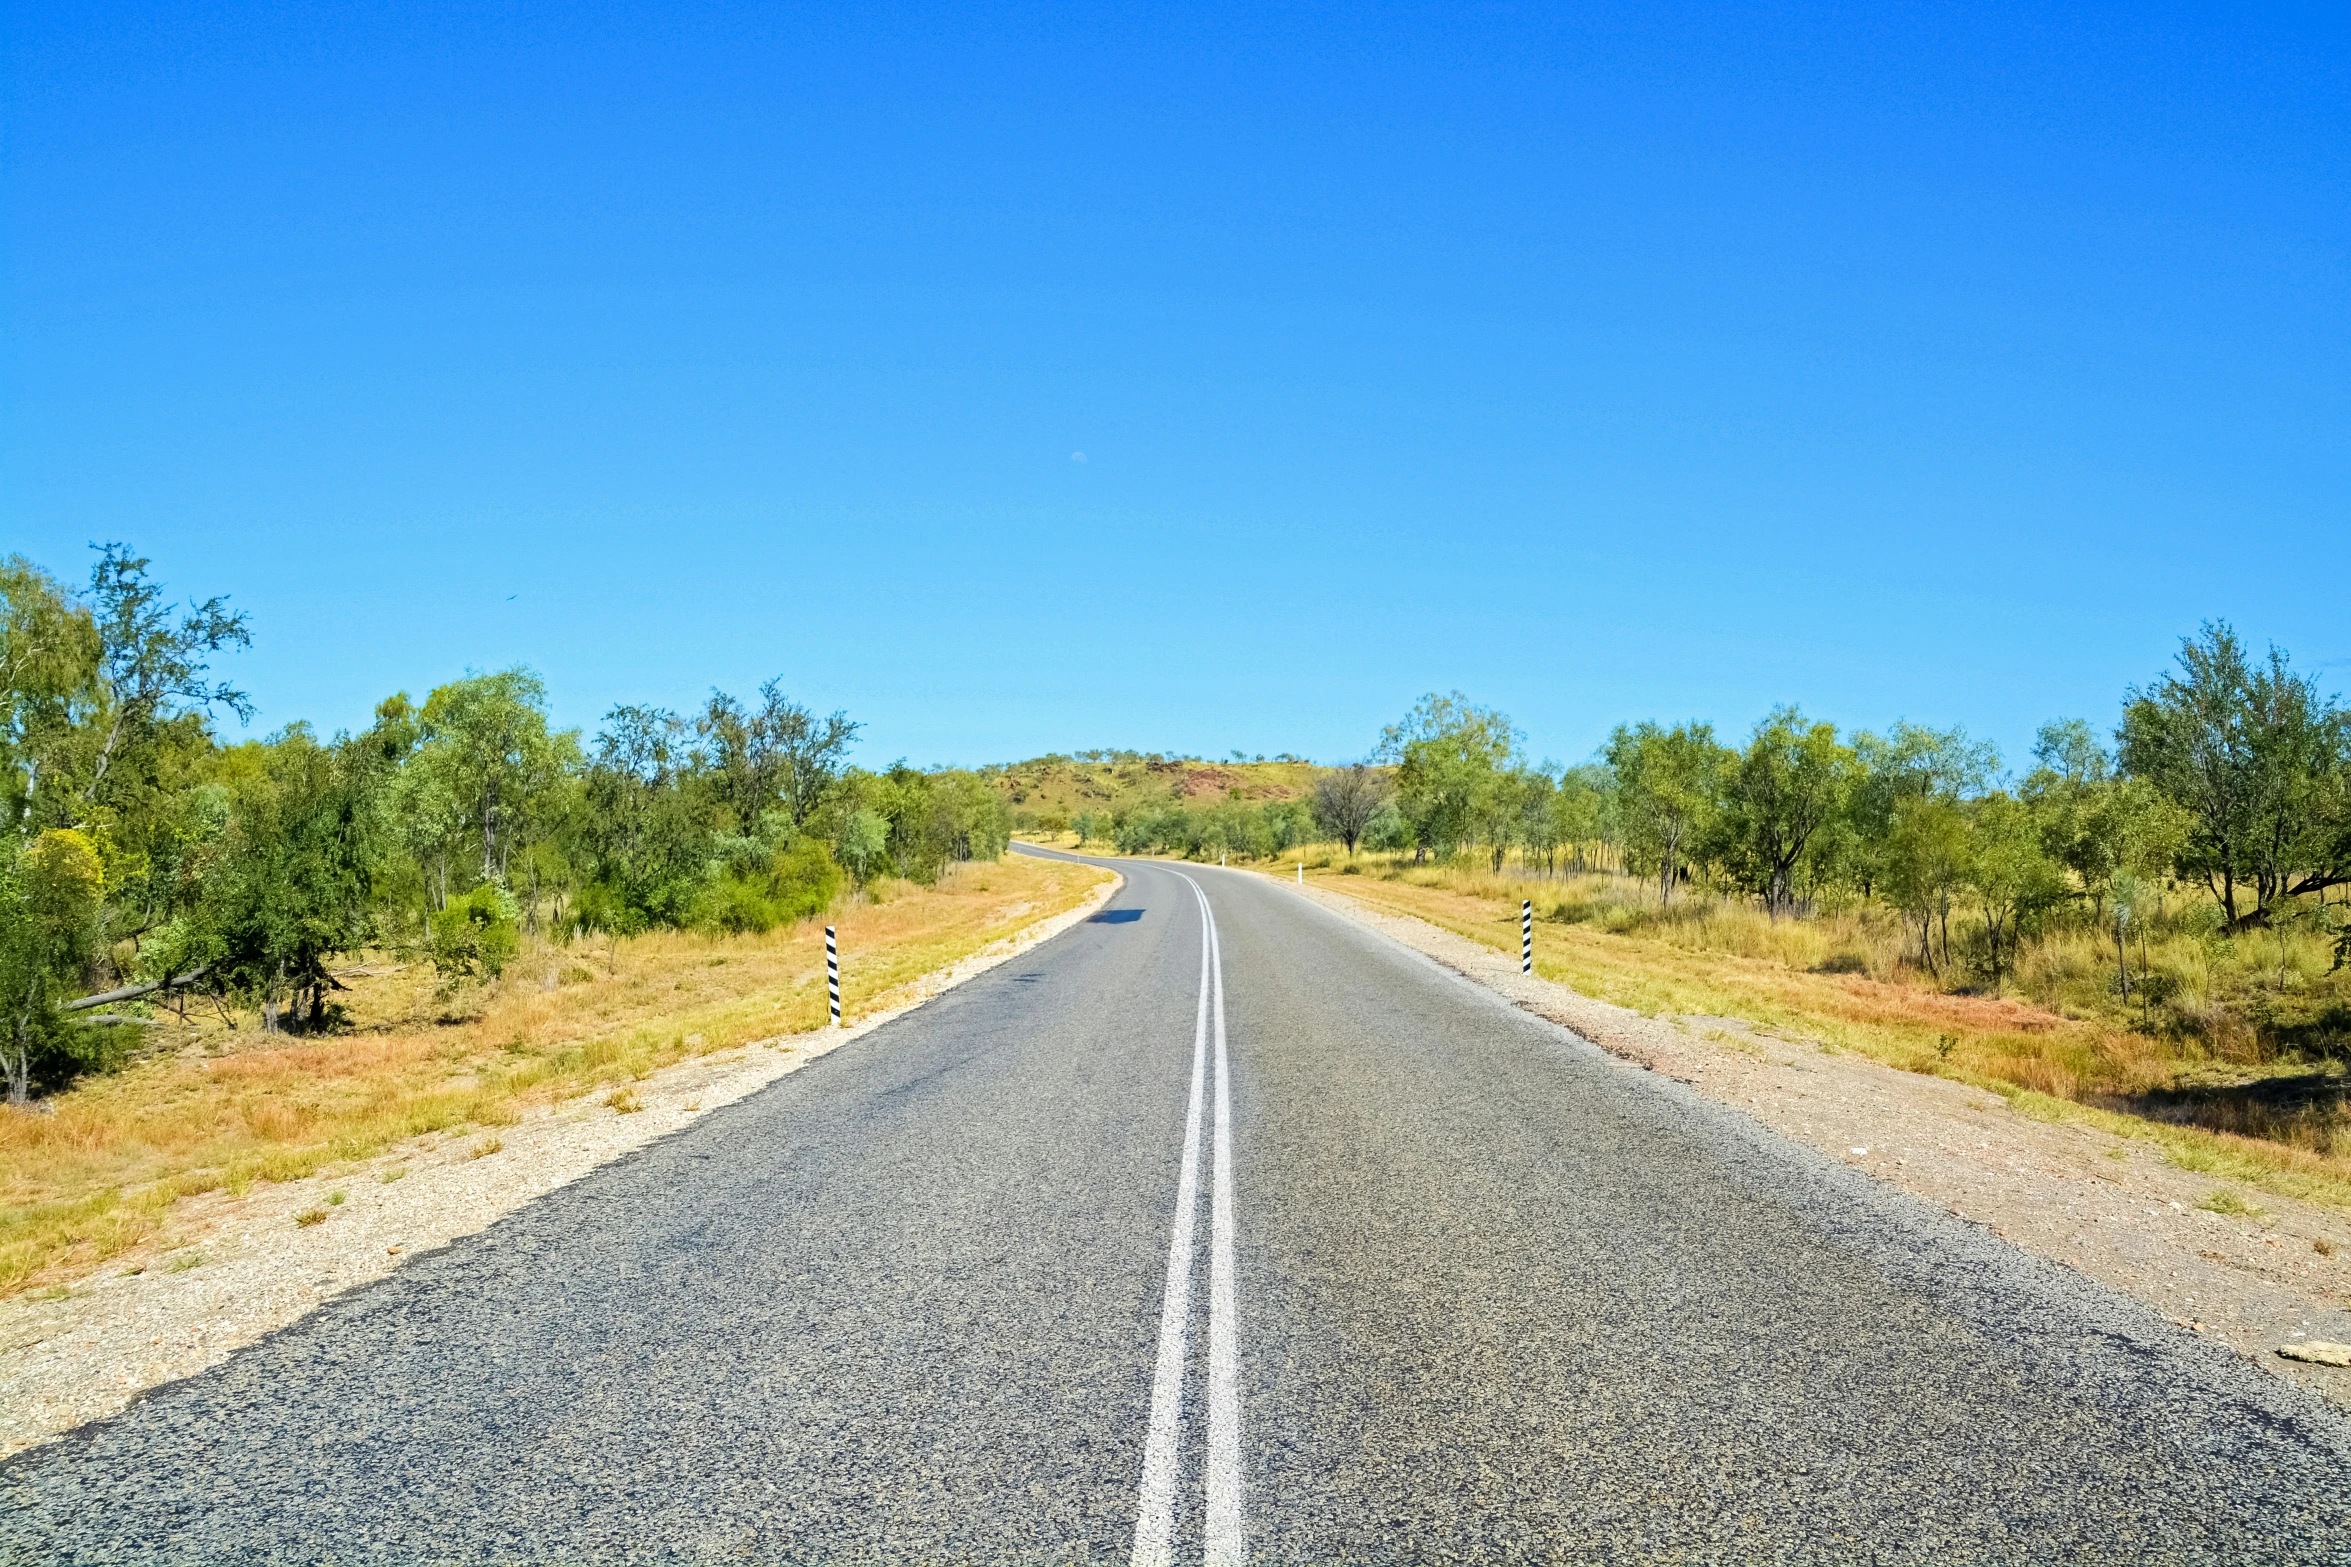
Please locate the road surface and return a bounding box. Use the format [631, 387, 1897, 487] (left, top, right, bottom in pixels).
[6, 851, 2348, 1564]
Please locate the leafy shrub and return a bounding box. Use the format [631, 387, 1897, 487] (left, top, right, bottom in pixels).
[431, 883, 521, 980]
[840, 809, 891, 886]
[695, 836, 842, 933]
[1363, 802, 1412, 853]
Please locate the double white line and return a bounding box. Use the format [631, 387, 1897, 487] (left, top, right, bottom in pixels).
[1131, 874, 1243, 1567]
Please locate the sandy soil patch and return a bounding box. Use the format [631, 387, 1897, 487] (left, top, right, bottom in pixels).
[1287, 876, 2351, 1408]
[0, 871, 1119, 1458]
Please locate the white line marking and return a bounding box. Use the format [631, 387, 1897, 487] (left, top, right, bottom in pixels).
[1130, 880, 1213, 1567]
[1202, 882, 1245, 1565]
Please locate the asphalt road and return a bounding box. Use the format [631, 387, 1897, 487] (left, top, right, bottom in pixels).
[7, 852, 2350, 1564]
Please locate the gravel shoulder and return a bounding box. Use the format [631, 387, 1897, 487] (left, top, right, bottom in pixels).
[1284, 873, 2351, 1408]
[0, 870, 1119, 1459]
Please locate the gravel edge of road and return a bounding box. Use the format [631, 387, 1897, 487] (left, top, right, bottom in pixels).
[1257, 868, 2351, 1416]
[0, 867, 1122, 1460]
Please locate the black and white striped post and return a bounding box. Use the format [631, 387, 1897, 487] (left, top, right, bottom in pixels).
[1521, 900, 1533, 974]
[826, 926, 841, 1026]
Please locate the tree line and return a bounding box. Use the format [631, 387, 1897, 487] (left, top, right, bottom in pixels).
[1073, 627, 2348, 996]
[1349, 629, 2348, 982]
[0, 546, 1010, 1101]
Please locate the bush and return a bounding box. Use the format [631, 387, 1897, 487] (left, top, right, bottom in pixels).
[840, 809, 891, 885]
[1363, 802, 1412, 853]
[695, 837, 842, 933]
[432, 883, 521, 980]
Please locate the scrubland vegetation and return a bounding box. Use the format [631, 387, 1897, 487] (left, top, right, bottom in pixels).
[0, 542, 1053, 1293]
[1012, 629, 2351, 1187]
[8, 536, 2348, 1276]
[1, 544, 1012, 1102]
[0, 852, 1100, 1292]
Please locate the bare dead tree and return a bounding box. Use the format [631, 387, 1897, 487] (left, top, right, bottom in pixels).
[1312, 764, 1391, 856]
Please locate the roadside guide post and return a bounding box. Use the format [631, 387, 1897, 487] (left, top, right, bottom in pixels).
[826, 926, 841, 1026]
[1522, 901, 1533, 974]
[1297, 862, 1303, 884]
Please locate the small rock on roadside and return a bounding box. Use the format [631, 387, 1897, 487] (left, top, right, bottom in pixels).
[2278, 1340, 2351, 1368]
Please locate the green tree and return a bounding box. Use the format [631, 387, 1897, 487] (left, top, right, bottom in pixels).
[1712, 708, 1860, 918]
[0, 829, 106, 1102]
[574, 704, 714, 932]
[701, 681, 859, 831]
[1848, 722, 1998, 900]
[1362, 800, 1412, 854]
[1550, 764, 1612, 873]
[2029, 718, 2108, 788]
[840, 808, 890, 885]
[1965, 793, 2064, 985]
[2, 548, 251, 993]
[1380, 692, 1518, 861]
[197, 727, 389, 1032]
[1470, 765, 1534, 872]
[774, 698, 860, 828]
[1883, 795, 1968, 973]
[695, 821, 841, 934]
[0, 557, 101, 836]
[2025, 720, 2190, 926]
[1516, 768, 1562, 872]
[78, 545, 252, 810]
[431, 883, 521, 981]
[1606, 721, 1728, 904]
[408, 669, 572, 890]
[2120, 624, 2351, 925]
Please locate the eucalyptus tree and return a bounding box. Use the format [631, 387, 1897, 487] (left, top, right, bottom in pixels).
[1711, 708, 1860, 918]
[1965, 794, 2064, 985]
[0, 557, 100, 836]
[2120, 623, 2350, 925]
[408, 669, 574, 891]
[576, 704, 712, 932]
[769, 692, 860, 829]
[1606, 721, 1728, 905]
[78, 545, 252, 809]
[1471, 765, 1534, 873]
[1883, 795, 1968, 972]
[196, 726, 388, 1032]
[701, 679, 857, 831]
[1516, 767, 1562, 873]
[2024, 721, 2189, 926]
[2030, 718, 2108, 788]
[0, 828, 106, 1103]
[1847, 722, 1998, 900]
[1551, 763, 1614, 873]
[2, 548, 251, 977]
[1380, 692, 1518, 861]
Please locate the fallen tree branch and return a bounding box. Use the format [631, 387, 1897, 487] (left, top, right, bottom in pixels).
[61, 968, 210, 1014]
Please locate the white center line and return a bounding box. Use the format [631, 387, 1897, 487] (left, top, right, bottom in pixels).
[1130, 880, 1212, 1567]
[1202, 885, 1244, 1565]
[1130, 873, 1246, 1567]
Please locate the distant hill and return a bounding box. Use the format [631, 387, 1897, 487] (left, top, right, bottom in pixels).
[983, 752, 1321, 828]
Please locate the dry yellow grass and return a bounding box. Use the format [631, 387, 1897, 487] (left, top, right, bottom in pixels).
[1300, 859, 2351, 1211]
[0, 854, 1108, 1295]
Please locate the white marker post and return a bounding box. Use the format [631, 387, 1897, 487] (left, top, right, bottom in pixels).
[1521, 900, 1533, 974]
[826, 925, 841, 1026]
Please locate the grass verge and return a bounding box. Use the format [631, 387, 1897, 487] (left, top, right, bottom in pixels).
[1293, 860, 2351, 1213]
[0, 853, 1109, 1295]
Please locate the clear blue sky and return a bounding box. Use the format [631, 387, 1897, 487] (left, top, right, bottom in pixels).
[5, 2, 2344, 772]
